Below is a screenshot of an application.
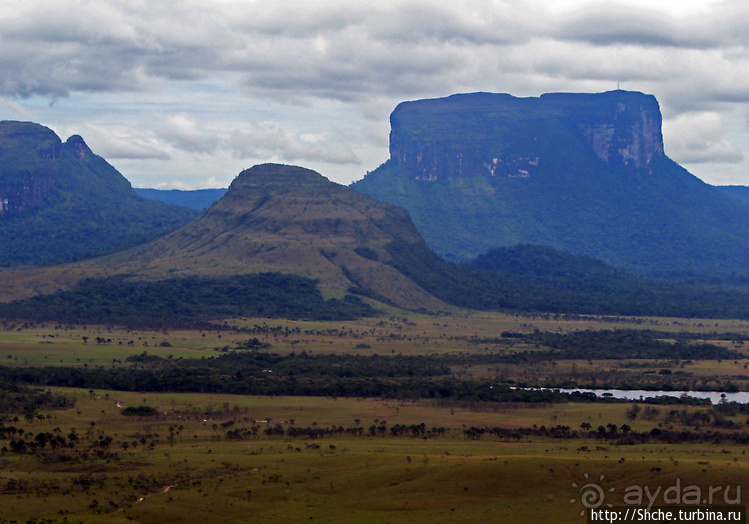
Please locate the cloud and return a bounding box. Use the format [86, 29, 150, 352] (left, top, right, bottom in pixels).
[551, 4, 717, 48]
[159, 115, 222, 154]
[663, 112, 744, 164]
[3, 0, 749, 186]
[228, 124, 360, 165]
[0, 97, 32, 119]
[1, 0, 747, 109]
[153, 180, 194, 191]
[54, 123, 170, 160]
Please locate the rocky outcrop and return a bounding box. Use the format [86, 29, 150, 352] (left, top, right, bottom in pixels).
[64, 135, 93, 160]
[353, 90, 749, 278]
[543, 91, 664, 170]
[388, 90, 665, 182]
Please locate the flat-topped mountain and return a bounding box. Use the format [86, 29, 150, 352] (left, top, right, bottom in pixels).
[0, 121, 197, 266]
[353, 91, 749, 279]
[388, 90, 663, 181]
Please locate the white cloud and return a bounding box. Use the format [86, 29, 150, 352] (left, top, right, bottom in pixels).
[53, 122, 170, 160]
[160, 115, 221, 154]
[663, 112, 744, 164]
[0, 97, 32, 119]
[228, 123, 360, 165]
[153, 180, 194, 190]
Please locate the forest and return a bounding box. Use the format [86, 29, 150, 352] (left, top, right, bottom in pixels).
[0, 273, 376, 326]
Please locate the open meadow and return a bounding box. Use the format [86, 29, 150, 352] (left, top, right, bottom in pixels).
[0, 312, 747, 523]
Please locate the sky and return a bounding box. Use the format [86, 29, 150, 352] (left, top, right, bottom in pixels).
[1, 0, 748, 189]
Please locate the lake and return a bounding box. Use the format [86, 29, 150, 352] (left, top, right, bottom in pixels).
[524, 388, 749, 404]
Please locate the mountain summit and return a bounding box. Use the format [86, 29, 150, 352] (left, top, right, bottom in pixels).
[73, 163, 444, 310]
[0, 121, 196, 266]
[353, 90, 749, 278]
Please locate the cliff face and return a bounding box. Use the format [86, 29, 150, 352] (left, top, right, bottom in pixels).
[353, 90, 749, 278]
[0, 124, 114, 216]
[388, 90, 664, 182]
[543, 91, 664, 170]
[0, 122, 60, 215]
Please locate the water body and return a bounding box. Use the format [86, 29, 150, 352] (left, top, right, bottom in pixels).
[544, 388, 749, 404]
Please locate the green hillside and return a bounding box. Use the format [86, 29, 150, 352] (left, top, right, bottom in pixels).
[3, 162, 749, 323]
[352, 91, 749, 280]
[0, 164, 446, 314]
[380, 239, 749, 319]
[716, 185, 749, 204]
[0, 121, 197, 266]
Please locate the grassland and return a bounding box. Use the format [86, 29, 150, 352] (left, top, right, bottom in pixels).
[3, 312, 748, 389]
[0, 312, 747, 523]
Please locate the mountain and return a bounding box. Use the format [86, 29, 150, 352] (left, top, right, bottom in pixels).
[716, 185, 749, 204]
[3, 162, 749, 323]
[0, 121, 197, 266]
[134, 187, 227, 210]
[0, 164, 445, 312]
[352, 91, 749, 279]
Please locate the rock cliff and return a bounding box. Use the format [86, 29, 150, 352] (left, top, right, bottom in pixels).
[353, 90, 749, 278]
[542, 91, 663, 170]
[388, 90, 664, 182]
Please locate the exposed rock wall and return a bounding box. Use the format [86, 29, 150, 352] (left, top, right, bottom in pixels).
[549, 93, 664, 169]
[389, 90, 665, 181]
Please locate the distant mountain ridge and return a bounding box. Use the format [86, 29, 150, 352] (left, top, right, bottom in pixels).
[0, 121, 197, 266]
[3, 162, 749, 322]
[352, 91, 749, 280]
[135, 187, 227, 210]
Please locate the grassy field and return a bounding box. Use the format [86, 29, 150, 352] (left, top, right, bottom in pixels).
[0, 312, 747, 523]
[2, 312, 748, 390]
[0, 390, 747, 523]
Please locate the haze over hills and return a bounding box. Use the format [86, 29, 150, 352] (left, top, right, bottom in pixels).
[136, 184, 749, 213]
[0, 121, 198, 267]
[352, 90, 749, 280]
[134, 187, 228, 210]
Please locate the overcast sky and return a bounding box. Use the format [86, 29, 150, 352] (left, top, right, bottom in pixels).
[2, 0, 748, 188]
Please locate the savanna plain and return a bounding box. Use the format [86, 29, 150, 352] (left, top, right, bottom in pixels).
[0, 311, 747, 523]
